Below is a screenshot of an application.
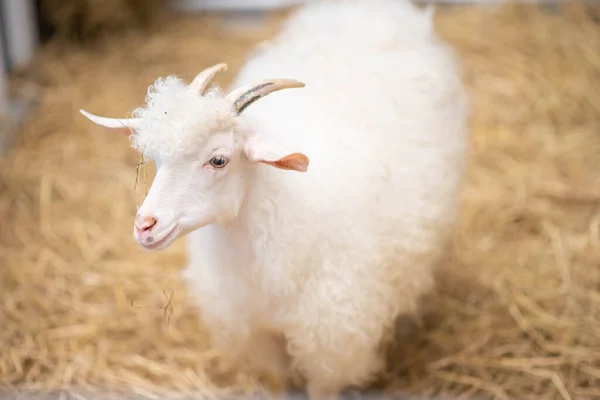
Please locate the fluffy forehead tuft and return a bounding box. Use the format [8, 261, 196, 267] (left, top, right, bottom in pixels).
[130, 75, 237, 161]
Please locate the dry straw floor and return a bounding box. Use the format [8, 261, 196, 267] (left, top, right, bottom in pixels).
[1, 2, 600, 400]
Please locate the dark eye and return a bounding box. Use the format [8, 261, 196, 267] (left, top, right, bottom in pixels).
[209, 155, 228, 168]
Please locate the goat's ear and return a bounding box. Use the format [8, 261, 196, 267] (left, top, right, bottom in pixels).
[243, 135, 309, 172]
[79, 109, 141, 136]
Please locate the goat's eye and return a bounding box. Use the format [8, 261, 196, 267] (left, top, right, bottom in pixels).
[209, 156, 228, 168]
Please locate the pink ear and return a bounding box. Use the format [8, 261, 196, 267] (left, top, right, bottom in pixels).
[244, 135, 309, 172]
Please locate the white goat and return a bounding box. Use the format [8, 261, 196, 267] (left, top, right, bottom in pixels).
[80, 0, 470, 398]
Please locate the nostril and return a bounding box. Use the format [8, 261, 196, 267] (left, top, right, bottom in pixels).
[135, 216, 157, 233]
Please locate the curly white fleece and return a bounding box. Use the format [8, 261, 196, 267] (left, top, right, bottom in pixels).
[180, 0, 470, 398]
[130, 76, 236, 161]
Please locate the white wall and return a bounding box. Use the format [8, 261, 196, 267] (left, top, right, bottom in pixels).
[170, 0, 563, 10]
[0, 0, 38, 117]
[171, 0, 314, 11]
[0, 27, 6, 116]
[1, 0, 38, 70]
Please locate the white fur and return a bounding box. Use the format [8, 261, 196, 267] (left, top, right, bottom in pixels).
[81, 0, 470, 398]
[130, 76, 235, 161]
[184, 1, 469, 397]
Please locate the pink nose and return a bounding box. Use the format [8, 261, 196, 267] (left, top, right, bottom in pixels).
[135, 215, 157, 233]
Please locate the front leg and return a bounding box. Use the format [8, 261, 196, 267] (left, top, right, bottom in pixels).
[283, 279, 396, 400]
[182, 229, 253, 355]
[182, 264, 252, 376]
[182, 261, 290, 395]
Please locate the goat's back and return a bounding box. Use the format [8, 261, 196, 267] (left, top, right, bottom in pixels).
[231, 0, 469, 256]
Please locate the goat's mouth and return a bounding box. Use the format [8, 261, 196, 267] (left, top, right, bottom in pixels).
[137, 224, 180, 251]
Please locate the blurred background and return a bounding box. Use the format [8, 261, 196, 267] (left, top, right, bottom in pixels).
[0, 0, 599, 399]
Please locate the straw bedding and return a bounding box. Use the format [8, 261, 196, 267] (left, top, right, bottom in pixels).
[1, 2, 599, 399]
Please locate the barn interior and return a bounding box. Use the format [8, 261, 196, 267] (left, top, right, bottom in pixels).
[0, 0, 599, 399]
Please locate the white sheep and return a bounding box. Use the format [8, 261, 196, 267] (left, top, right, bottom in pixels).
[80, 0, 470, 398]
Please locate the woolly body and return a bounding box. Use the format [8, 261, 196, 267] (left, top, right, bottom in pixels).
[180, 0, 470, 397]
[80, 0, 469, 397]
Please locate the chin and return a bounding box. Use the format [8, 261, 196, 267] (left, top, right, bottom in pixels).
[138, 238, 177, 252]
[136, 226, 182, 252]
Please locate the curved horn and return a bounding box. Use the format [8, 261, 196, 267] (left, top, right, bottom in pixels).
[225, 79, 305, 115]
[80, 109, 142, 135]
[189, 63, 228, 95]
